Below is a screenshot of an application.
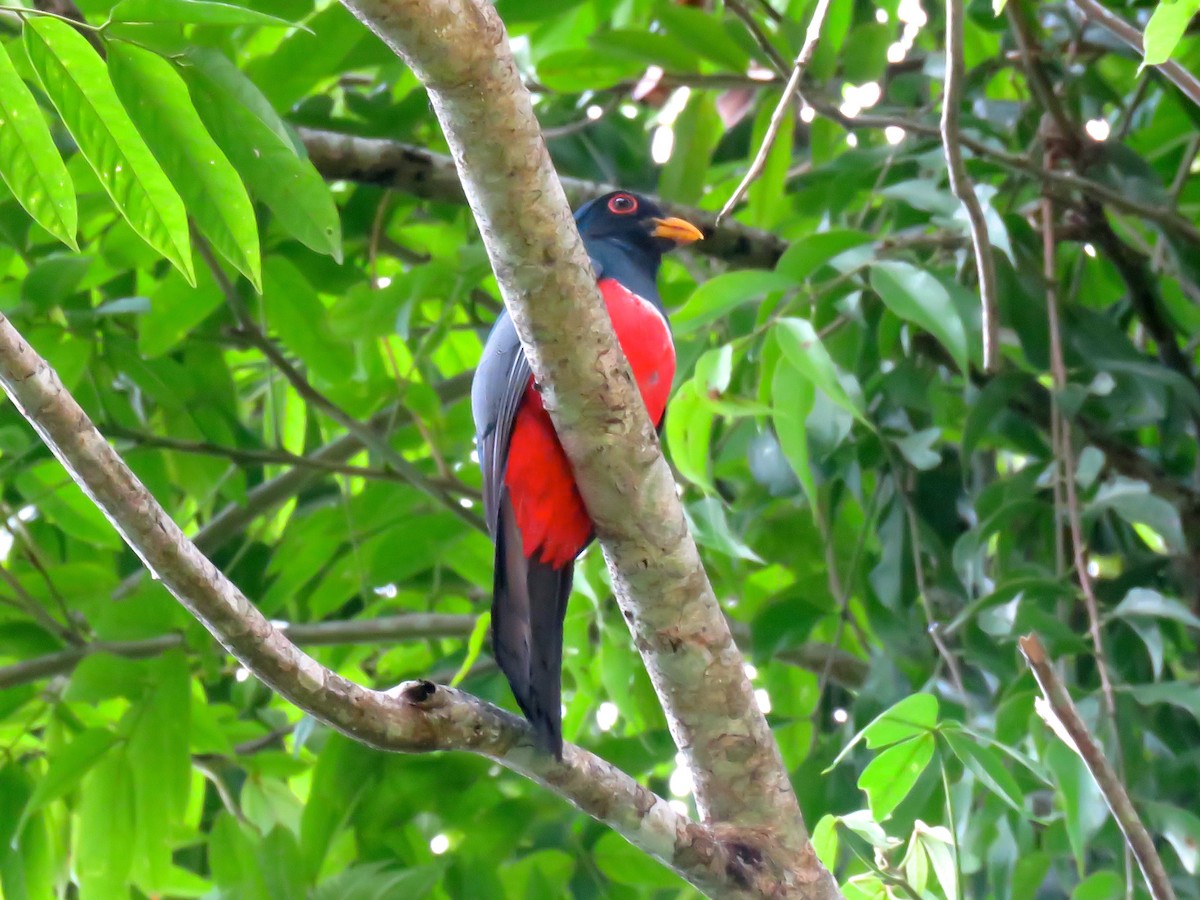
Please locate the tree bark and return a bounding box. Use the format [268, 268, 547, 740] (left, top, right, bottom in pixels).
[337, 0, 839, 895]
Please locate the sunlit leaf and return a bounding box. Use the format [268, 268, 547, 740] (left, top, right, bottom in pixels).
[0, 41, 76, 247]
[858, 734, 935, 820]
[108, 43, 261, 290]
[25, 18, 193, 281]
[1143, 0, 1200, 65]
[179, 47, 341, 261]
[870, 261, 969, 374]
[112, 0, 301, 27]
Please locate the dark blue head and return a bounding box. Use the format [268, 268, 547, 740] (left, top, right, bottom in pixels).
[574, 191, 703, 305]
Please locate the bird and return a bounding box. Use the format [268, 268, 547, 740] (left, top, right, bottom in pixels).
[471, 191, 702, 758]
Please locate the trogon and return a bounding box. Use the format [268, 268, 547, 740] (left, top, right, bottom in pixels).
[471, 191, 702, 758]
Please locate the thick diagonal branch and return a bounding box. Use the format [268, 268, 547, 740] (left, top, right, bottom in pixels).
[338, 0, 836, 892]
[0, 313, 793, 899]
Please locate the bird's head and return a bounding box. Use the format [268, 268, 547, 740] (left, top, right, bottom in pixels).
[573, 191, 702, 300]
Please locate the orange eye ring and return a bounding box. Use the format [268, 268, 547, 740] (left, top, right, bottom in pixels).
[607, 193, 638, 215]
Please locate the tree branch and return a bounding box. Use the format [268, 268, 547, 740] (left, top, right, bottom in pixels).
[195, 237, 487, 534]
[0, 613, 476, 690]
[110, 372, 475, 601]
[0, 608, 867, 694]
[336, 0, 836, 892]
[107, 423, 445, 485]
[298, 127, 789, 270]
[0, 313, 800, 898]
[301, 116, 1200, 261]
[1019, 634, 1178, 900]
[942, 0, 1000, 372]
[716, 0, 834, 224]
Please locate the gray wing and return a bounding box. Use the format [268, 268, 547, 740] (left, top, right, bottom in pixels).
[471, 308, 577, 759]
[471, 311, 532, 536]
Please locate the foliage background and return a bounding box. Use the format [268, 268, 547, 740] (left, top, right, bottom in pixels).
[0, 0, 1198, 897]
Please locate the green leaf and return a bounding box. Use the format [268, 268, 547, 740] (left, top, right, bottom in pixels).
[858, 733, 934, 820]
[774, 318, 867, 424]
[894, 428, 942, 471]
[0, 41, 76, 247]
[1110, 587, 1200, 629]
[20, 729, 119, 825]
[127, 652, 191, 890]
[664, 379, 715, 492]
[15, 459, 122, 549]
[76, 749, 135, 897]
[870, 261, 969, 373]
[300, 735, 381, 883]
[108, 43, 261, 291]
[24, 17, 193, 282]
[261, 256, 354, 381]
[112, 0, 301, 28]
[313, 863, 443, 900]
[916, 824, 958, 900]
[685, 497, 761, 561]
[656, 4, 749, 71]
[658, 92, 720, 205]
[811, 814, 839, 870]
[775, 229, 873, 283]
[1044, 741, 1108, 872]
[829, 693, 939, 772]
[942, 730, 1025, 813]
[179, 47, 341, 261]
[1089, 478, 1186, 554]
[746, 102, 793, 229]
[1143, 0, 1200, 66]
[671, 270, 792, 335]
[592, 831, 684, 889]
[1071, 870, 1123, 900]
[449, 612, 490, 687]
[1145, 801, 1200, 874]
[139, 266, 224, 358]
[1125, 681, 1200, 722]
[771, 352, 817, 505]
[588, 29, 701, 72]
[862, 693, 939, 748]
[536, 49, 642, 92]
[837, 809, 893, 849]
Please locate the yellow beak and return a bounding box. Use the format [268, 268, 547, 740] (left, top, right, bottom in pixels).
[651, 216, 704, 245]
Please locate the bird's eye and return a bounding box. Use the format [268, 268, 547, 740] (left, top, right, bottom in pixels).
[607, 194, 637, 215]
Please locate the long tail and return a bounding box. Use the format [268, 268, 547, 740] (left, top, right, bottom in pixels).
[492, 491, 572, 759]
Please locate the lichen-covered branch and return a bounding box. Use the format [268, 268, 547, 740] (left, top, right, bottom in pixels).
[0, 312, 794, 899]
[336, 0, 837, 894]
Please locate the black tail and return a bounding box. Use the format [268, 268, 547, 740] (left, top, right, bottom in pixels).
[492, 492, 572, 759]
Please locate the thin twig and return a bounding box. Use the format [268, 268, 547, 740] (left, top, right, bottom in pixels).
[194, 239, 485, 533]
[107, 424, 461, 486]
[1019, 634, 1177, 900]
[942, 0, 1000, 372]
[1006, 2, 1078, 158]
[900, 469, 967, 699]
[1041, 191, 1116, 719]
[0, 613, 478, 690]
[726, 0, 790, 78]
[0, 561, 78, 645]
[715, 0, 834, 225]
